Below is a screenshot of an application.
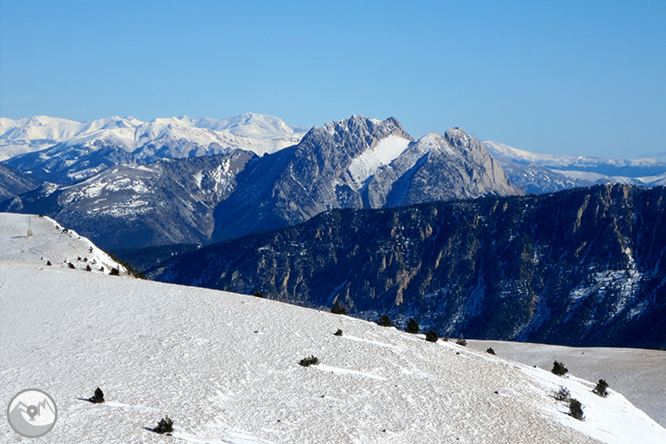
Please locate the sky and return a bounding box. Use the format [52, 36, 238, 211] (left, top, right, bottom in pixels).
[1, 0, 664, 159]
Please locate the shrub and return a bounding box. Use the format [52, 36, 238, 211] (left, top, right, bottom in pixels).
[334, 329, 343, 336]
[456, 335, 467, 346]
[68, 262, 75, 269]
[109, 267, 120, 276]
[486, 347, 496, 355]
[46, 261, 51, 266]
[593, 379, 609, 397]
[299, 355, 320, 367]
[425, 329, 438, 343]
[89, 387, 105, 404]
[405, 318, 419, 334]
[85, 265, 92, 272]
[554, 386, 570, 402]
[552, 361, 568, 376]
[331, 301, 347, 315]
[153, 416, 174, 434]
[378, 314, 391, 327]
[254, 291, 265, 298]
[568, 398, 584, 420]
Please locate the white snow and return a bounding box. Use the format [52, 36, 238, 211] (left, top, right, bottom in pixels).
[1, 213, 665, 444]
[347, 135, 411, 187]
[0, 114, 306, 161]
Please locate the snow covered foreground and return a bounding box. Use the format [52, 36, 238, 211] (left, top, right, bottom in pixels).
[1, 214, 665, 444]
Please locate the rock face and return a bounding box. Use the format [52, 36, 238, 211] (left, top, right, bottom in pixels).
[211, 116, 522, 241]
[0, 163, 39, 200]
[2, 151, 255, 249]
[153, 184, 666, 350]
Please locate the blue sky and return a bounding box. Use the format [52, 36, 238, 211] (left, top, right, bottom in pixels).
[1, 0, 664, 159]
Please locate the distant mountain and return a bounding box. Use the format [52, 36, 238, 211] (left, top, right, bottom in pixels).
[211, 115, 522, 241]
[152, 183, 666, 350]
[1, 113, 305, 183]
[0, 163, 40, 200]
[483, 140, 666, 193]
[2, 115, 522, 250]
[2, 151, 256, 249]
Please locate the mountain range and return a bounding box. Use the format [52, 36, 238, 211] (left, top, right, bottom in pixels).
[1, 115, 523, 249]
[151, 183, 666, 350]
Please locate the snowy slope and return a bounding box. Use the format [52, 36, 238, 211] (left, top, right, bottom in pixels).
[467, 340, 666, 429]
[1, 214, 665, 443]
[0, 213, 126, 274]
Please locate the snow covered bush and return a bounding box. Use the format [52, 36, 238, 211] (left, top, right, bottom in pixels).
[378, 314, 391, 327]
[153, 416, 174, 434]
[405, 318, 419, 334]
[425, 329, 438, 342]
[593, 379, 609, 397]
[568, 398, 584, 420]
[552, 361, 568, 376]
[299, 355, 320, 367]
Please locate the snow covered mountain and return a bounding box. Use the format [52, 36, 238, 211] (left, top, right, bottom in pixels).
[1, 212, 664, 444]
[2, 151, 256, 249]
[2, 115, 522, 249]
[483, 140, 666, 193]
[1, 113, 305, 183]
[211, 115, 522, 241]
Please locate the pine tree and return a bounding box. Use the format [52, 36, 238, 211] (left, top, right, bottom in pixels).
[378, 314, 391, 327]
[593, 379, 609, 397]
[405, 318, 419, 334]
[425, 329, 438, 342]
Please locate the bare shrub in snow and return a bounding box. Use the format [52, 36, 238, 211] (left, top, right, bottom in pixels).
[552, 361, 568, 376]
[425, 329, 438, 342]
[378, 314, 391, 327]
[331, 301, 347, 315]
[593, 379, 609, 397]
[554, 386, 570, 402]
[299, 355, 320, 367]
[153, 416, 174, 434]
[405, 318, 419, 334]
[569, 398, 584, 420]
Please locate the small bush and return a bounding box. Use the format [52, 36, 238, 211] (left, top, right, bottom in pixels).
[89, 387, 105, 404]
[68, 262, 75, 269]
[486, 347, 496, 355]
[378, 314, 391, 327]
[554, 386, 570, 402]
[46, 261, 51, 266]
[153, 416, 174, 434]
[568, 398, 584, 420]
[85, 264, 92, 272]
[593, 379, 609, 397]
[405, 318, 419, 334]
[299, 355, 320, 367]
[456, 334, 467, 346]
[334, 329, 343, 336]
[109, 267, 120, 276]
[552, 361, 568, 376]
[254, 291, 265, 298]
[331, 301, 347, 315]
[425, 329, 438, 343]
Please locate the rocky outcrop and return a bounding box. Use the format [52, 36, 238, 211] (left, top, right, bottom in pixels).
[154, 184, 666, 349]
